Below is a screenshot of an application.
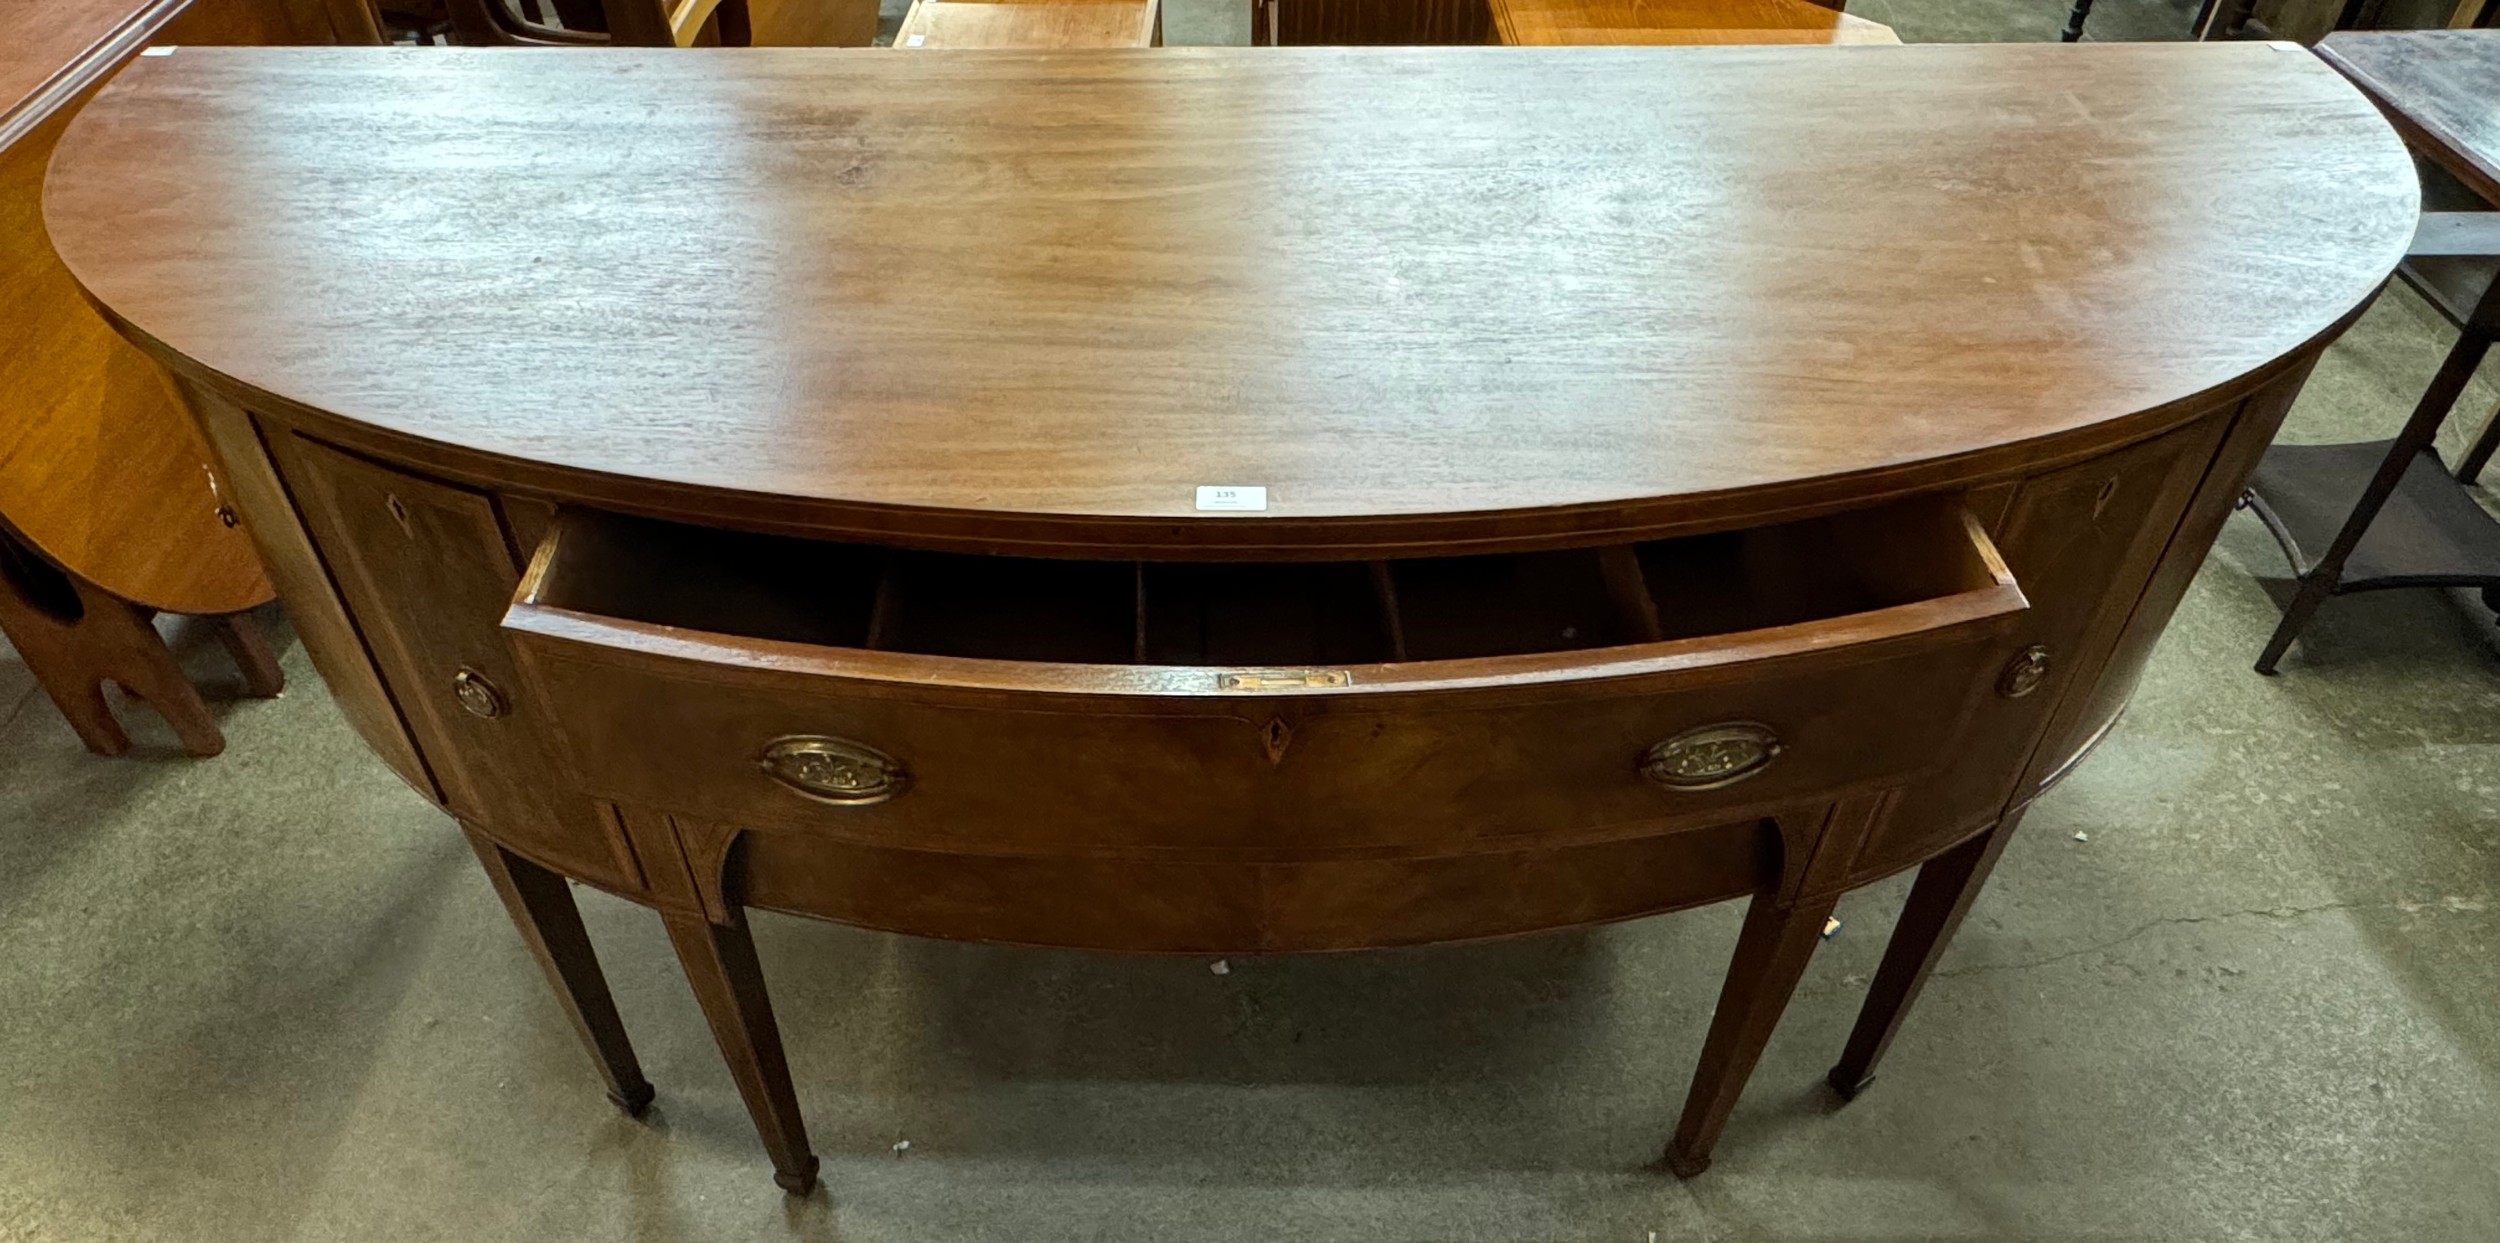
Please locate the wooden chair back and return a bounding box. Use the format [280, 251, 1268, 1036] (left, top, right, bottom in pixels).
[442, 0, 748, 45]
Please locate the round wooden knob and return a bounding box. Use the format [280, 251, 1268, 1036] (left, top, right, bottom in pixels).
[1999, 645, 2053, 698]
[451, 668, 507, 719]
[759, 736, 910, 806]
[1641, 722, 1781, 791]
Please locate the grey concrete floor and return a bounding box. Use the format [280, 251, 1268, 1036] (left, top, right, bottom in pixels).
[9, 9, 2500, 1243]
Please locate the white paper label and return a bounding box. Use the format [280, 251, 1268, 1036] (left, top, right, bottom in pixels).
[1195, 485, 1267, 512]
[903, 33, 926, 46]
[140, 46, 177, 56]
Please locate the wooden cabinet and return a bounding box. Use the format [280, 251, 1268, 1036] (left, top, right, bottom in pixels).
[270, 435, 640, 891]
[44, 43, 2415, 1195]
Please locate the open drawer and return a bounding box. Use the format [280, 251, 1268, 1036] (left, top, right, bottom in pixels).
[501, 497, 2028, 857]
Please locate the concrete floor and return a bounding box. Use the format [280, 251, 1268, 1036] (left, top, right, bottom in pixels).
[9, 8, 2500, 1242]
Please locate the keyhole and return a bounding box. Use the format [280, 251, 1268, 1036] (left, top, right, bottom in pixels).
[2090, 477, 2119, 521]
[1261, 716, 1292, 765]
[385, 493, 414, 537]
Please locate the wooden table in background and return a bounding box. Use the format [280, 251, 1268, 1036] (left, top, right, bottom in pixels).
[2231, 30, 2500, 673]
[0, 0, 363, 755]
[2319, 29, 2500, 204]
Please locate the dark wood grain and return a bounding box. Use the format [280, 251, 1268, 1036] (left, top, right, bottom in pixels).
[2319, 30, 2500, 208]
[1266, 0, 1493, 43]
[47, 43, 2414, 556]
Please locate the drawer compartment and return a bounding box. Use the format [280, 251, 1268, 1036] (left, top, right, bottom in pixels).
[502, 498, 2027, 857]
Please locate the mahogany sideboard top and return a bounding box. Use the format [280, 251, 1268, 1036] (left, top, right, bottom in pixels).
[49, 43, 2414, 556]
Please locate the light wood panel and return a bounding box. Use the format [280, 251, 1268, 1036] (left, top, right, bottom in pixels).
[893, 0, 1159, 47]
[1493, 0, 1897, 44]
[0, 0, 332, 616]
[747, 0, 878, 44]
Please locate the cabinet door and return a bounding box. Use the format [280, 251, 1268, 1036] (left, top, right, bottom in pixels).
[187, 390, 432, 798]
[1862, 413, 2227, 878]
[2039, 364, 2313, 783]
[271, 435, 639, 892]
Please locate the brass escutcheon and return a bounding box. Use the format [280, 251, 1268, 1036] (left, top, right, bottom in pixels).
[451, 668, 507, 719]
[1642, 722, 1782, 791]
[759, 735, 910, 806]
[1216, 670, 1352, 691]
[1999, 645, 2052, 698]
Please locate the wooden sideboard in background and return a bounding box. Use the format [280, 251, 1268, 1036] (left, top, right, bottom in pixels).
[0, 0, 383, 756]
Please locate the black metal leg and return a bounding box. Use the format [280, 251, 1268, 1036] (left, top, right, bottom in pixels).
[2198, 0, 2258, 37]
[2456, 398, 2500, 484]
[2061, 0, 2096, 41]
[2256, 329, 2494, 674]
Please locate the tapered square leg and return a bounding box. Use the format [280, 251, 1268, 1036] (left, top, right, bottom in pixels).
[1827, 815, 2020, 1101]
[663, 908, 818, 1195]
[462, 826, 655, 1116]
[1663, 886, 1842, 1178]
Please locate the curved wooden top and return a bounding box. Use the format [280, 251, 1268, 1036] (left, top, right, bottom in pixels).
[47, 44, 2414, 555]
[3, 0, 271, 614]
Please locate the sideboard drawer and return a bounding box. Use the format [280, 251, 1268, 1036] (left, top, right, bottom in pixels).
[502, 498, 2028, 857]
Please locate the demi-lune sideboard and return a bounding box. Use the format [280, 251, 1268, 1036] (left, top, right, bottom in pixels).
[44, 43, 2415, 1192]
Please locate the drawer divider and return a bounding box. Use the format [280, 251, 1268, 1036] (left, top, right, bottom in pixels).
[1367, 560, 1410, 661]
[1598, 546, 1667, 643]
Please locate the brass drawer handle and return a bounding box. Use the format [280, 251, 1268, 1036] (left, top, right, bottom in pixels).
[1642, 722, 1782, 791]
[452, 668, 507, 719]
[1998, 645, 2052, 698]
[759, 735, 910, 807]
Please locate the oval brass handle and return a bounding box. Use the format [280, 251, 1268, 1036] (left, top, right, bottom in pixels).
[1642, 722, 1782, 791]
[759, 735, 910, 806]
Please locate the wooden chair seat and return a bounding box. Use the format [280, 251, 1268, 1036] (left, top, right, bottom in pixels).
[1492, 0, 1897, 44]
[893, 0, 1161, 48]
